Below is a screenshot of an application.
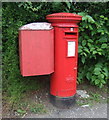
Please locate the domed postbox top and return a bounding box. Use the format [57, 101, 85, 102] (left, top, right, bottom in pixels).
[46, 12, 82, 24]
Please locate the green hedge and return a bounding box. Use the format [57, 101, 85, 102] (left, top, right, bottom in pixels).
[2, 2, 109, 103]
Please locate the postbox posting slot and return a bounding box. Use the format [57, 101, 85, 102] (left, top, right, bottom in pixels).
[65, 32, 76, 36]
[64, 32, 77, 38]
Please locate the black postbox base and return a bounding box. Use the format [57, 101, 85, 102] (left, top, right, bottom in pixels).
[49, 94, 76, 109]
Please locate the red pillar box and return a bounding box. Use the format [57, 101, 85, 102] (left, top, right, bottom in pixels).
[46, 13, 82, 108]
[19, 22, 54, 76]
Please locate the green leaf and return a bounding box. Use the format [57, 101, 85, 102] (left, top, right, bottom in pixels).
[78, 49, 82, 53]
[17, 109, 26, 114]
[84, 47, 90, 53]
[86, 72, 91, 80]
[99, 37, 107, 42]
[78, 12, 86, 17]
[65, 2, 71, 9]
[95, 63, 102, 68]
[98, 52, 102, 55]
[93, 51, 97, 54]
[101, 80, 106, 84]
[100, 74, 104, 79]
[82, 40, 86, 46]
[104, 17, 108, 20]
[95, 80, 100, 85]
[87, 15, 95, 23]
[101, 44, 107, 48]
[100, 15, 104, 18]
[88, 43, 92, 47]
[89, 24, 93, 30]
[94, 67, 101, 73]
[88, 39, 93, 43]
[99, 83, 103, 88]
[78, 45, 83, 53]
[83, 52, 87, 56]
[90, 47, 95, 52]
[94, 71, 101, 75]
[97, 48, 102, 52]
[103, 67, 108, 77]
[82, 56, 85, 64]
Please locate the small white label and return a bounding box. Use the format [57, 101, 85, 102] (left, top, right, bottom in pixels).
[68, 41, 75, 57]
[70, 28, 74, 31]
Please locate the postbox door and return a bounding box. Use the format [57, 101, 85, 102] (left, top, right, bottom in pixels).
[50, 27, 78, 97]
[64, 27, 78, 93]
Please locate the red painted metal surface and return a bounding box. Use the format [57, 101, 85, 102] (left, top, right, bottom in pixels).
[19, 29, 54, 76]
[46, 12, 82, 24]
[46, 13, 82, 97]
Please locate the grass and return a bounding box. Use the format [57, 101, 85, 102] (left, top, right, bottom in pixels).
[30, 104, 47, 114]
[76, 100, 93, 107]
[88, 92, 101, 102]
[76, 85, 108, 107]
[3, 79, 48, 117]
[16, 102, 47, 116]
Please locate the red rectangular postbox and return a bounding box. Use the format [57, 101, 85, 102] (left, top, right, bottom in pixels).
[19, 22, 54, 76]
